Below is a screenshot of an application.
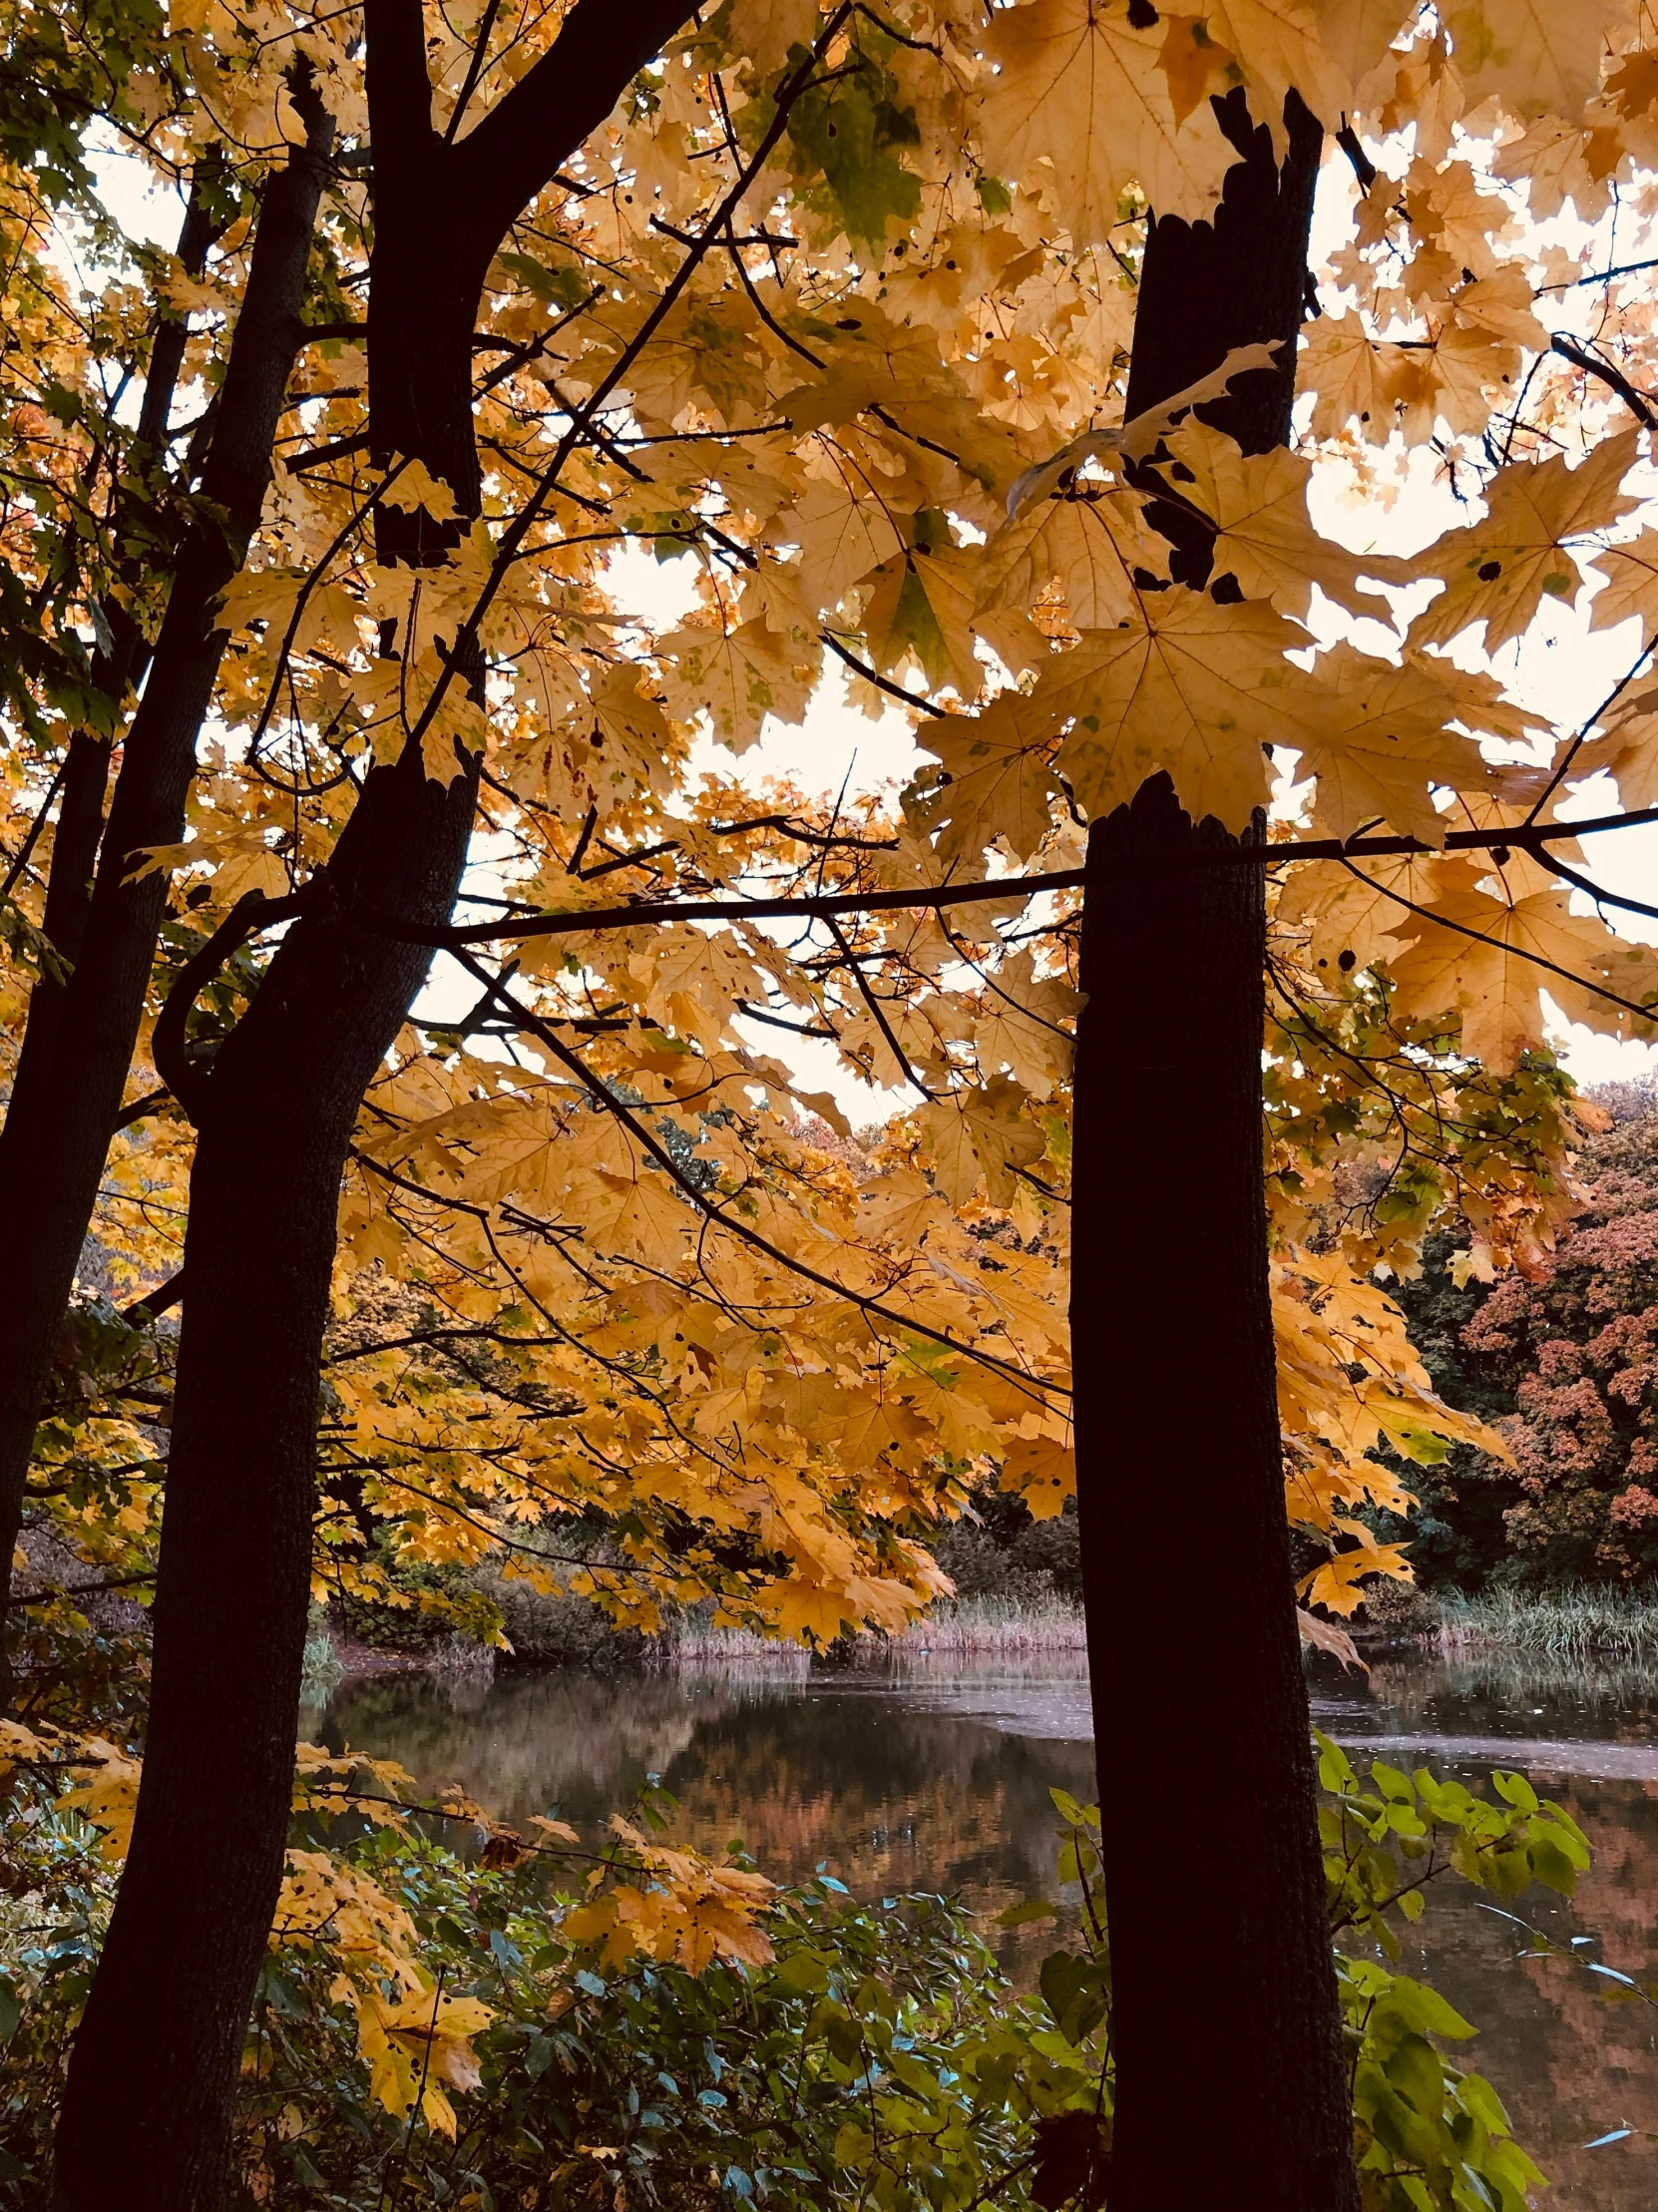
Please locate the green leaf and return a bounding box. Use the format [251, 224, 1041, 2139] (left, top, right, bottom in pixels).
[996, 1899, 1058, 1927]
[786, 66, 922, 246]
[1492, 1771, 1539, 1815]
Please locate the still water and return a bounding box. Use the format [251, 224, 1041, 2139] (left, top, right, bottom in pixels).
[307, 1646, 1658, 2209]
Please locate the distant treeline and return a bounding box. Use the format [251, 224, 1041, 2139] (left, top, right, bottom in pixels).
[1389, 1083, 1658, 1592]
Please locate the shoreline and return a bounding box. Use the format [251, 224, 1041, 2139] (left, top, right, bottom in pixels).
[307, 1593, 1088, 1696]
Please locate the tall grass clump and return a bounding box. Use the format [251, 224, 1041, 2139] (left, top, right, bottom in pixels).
[299, 1613, 344, 1702]
[883, 1594, 1086, 1655]
[1437, 1585, 1658, 1660]
[671, 1616, 812, 1669]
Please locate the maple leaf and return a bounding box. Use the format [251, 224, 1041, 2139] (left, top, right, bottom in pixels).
[1408, 431, 1639, 652]
[1298, 309, 1401, 443]
[1277, 855, 1487, 982]
[728, 0, 817, 75]
[1156, 13, 1237, 126]
[977, 480, 1169, 629]
[657, 616, 814, 750]
[1005, 341, 1281, 516]
[1586, 528, 1658, 632]
[785, 462, 908, 611]
[1041, 589, 1318, 831]
[1296, 1607, 1362, 1666]
[1290, 645, 1507, 845]
[1570, 694, 1658, 810]
[1440, 0, 1628, 121]
[860, 545, 984, 695]
[1203, 0, 1417, 153]
[1389, 888, 1658, 1071]
[1164, 421, 1410, 617]
[918, 1076, 1047, 1205]
[911, 692, 1065, 865]
[56, 1740, 142, 1862]
[977, 0, 1234, 237]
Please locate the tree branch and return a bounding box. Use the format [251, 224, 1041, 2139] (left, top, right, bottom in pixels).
[450, 0, 704, 247]
[1549, 334, 1658, 431]
[448, 947, 1068, 1403]
[353, 796, 1658, 953]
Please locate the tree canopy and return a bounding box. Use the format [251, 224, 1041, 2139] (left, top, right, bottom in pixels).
[8, 0, 1658, 2203]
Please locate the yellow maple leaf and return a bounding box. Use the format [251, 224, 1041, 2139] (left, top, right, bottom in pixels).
[1389, 887, 1658, 1071]
[1408, 430, 1639, 653]
[1205, 0, 1416, 153]
[1298, 309, 1402, 443]
[1155, 13, 1237, 127]
[352, 1984, 493, 2137]
[786, 463, 907, 611]
[1440, 0, 1626, 121]
[1586, 528, 1658, 632]
[657, 617, 813, 751]
[977, 0, 1234, 238]
[917, 1076, 1046, 1205]
[763, 1576, 854, 1644]
[860, 545, 984, 697]
[57, 1741, 143, 1862]
[1043, 589, 1315, 831]
[977, 480, 1168, 630]
[1277, 854, 1485, 984]
[1290, 645, 1498, 845]
[1165, 421, 1409, 618]
[913, 692, 1065, 866]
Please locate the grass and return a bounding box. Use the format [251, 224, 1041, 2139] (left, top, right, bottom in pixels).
[671, 1619, 811, 1668]
[881, 1594, 1086, 1654]
[672, 1594, 1086, 1667]
[298, 1591, 1089, 1688]
[299, 1616, 345, 1703]
[1436, 1585, 1658, 1660]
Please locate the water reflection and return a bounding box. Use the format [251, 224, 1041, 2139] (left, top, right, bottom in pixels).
[309, 1645, 1658, 2210]
[306, 1655, 1098, 1981]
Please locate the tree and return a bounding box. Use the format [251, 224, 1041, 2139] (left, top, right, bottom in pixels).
[1458, 1098, 1658, 1581]
[0, 44, 340, 1683]
[7, 3, 1658, 2208]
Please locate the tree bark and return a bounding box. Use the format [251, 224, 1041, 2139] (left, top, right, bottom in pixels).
[51, 9, 697, 2205]
[3, 165, 225, 1187]
[0, 109, 332, 1671]
[1070, 91, 1361, 2211]
[48, 749, 475, 2212]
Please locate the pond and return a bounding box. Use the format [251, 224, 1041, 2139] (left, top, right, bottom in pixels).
[306, 1645, 1658, 2209]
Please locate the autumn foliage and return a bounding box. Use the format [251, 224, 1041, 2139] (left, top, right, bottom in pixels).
[9, 0, 1658, 2201]
[1455, 1101, 1658, 1581]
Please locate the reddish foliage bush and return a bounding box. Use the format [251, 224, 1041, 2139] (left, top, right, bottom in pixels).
[1461, 1107, 1658, 1580]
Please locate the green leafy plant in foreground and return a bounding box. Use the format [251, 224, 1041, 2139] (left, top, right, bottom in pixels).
[0, 1737, 1598, 2208]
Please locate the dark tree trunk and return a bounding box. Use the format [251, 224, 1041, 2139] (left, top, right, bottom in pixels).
[52, 10, 697, 2203]
[48, 748, 476, 2212]
[1, 165, 225, 1184]
[1071, 91, 1361, 2211]
[0, 107, 332, 1668]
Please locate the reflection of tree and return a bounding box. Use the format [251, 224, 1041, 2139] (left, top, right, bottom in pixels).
[1362, 1651, 1658, 1742]
[1352, 1768, 1658, 2212]
[315, 1668, 719, 1827]
[315, 1667, 1096, 1973]
[1279, 1651, 1658, 2206]
[320, 1652, 1658, 2159]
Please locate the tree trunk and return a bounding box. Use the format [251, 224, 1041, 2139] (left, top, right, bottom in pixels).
[1, 164, 224, 1202]
[45, 12, 719, 2198]
[1070, 92, 1361, 2211]
[48, 746, 476, 2212]
[0, 106, 332, 1670]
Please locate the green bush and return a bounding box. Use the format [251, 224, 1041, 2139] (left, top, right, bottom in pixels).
[0, 1738, 1599, 2210]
